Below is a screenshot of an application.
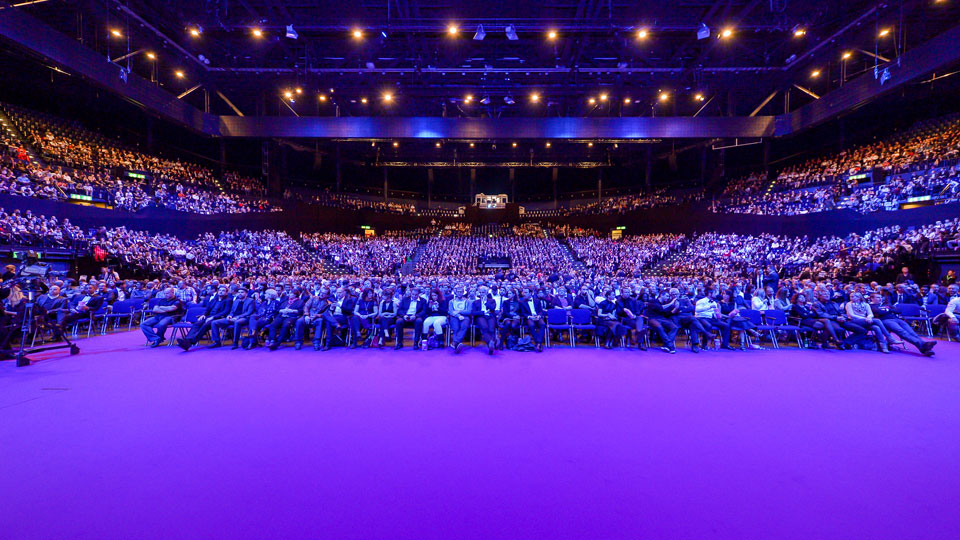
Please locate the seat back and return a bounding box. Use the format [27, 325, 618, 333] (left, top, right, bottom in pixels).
[146, 297, 161, 310]
[570, 308, 593, 325]
[763, 309, 788, 325]
[894, 303, 922, 317]
[109, 299, 136, 315]
[925, 303, 946, 317]
[182, 306, 207, 324]
[546, 308, 569, 325]
[740, 309, 764, 325]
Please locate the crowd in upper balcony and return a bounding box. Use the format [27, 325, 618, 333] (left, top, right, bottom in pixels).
[0, 103, 272, 214]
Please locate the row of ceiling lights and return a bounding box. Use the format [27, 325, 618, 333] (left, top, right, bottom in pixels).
[280, 88, 705, 104]
[181, 18, 920, 44]
[106, 15, 910, 97]
[372, 141, 616, 148]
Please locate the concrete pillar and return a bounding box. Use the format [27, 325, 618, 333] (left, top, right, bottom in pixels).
[219, 139, 226, 177]
[700, 146, 708, 185]
[597, 168, 603, 203]
[763, 139, 771, 176]
[383, 167, 389, 201]
[552, 167, 559, 209]
[644, 146, 652, 189]
[427, 168, 434, 208]
[509, 168, 516, 202]
[335, 145, 342, 192]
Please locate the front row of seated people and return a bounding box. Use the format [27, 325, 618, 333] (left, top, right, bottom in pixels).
[130, 281, 957, 357]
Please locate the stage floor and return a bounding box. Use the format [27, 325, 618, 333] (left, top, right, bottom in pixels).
[2, 331, 960, 539]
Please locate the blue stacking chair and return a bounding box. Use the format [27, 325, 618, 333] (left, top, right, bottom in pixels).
[167, 307, 207, 346]
[569, 308, 599, 347]
[545, 308, 572, 347]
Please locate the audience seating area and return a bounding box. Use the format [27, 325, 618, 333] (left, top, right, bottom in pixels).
[0, 102, 272, 214]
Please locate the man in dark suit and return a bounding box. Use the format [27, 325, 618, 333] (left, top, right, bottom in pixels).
[178, 286, 233, 351]
[244, 289, 281, 349]
[267, 288, 306, 350]
[211, 289, 255, 349]
[60, 284, 105, 330]
[37, 285, 69, 325]
[518, 288, 545, 352]
[322, 287, 358, 350]
[645, 292, 679, 354]
[892, 284, 919, 306]
[394, 287, 425, 350]
[895, 266, 915, 285]
[471, 286, 498, 355]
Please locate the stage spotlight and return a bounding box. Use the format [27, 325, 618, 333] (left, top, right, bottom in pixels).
[694, 93, 705, 101]
[530, 93, 540, 103]
[361, 97, 368, 104]
[319, 94, 327, 102]
[464, 94, 474, 103]
[587, 142, 594, 147]
[503, 96, 515, 105]
[720, 27, 733, 39]
[448, 25, 459, 36]
[545, 142, 551, 148]
[512, 142, 518, 147]
[189, 26, 202, 37]
[295, 87, 302, 94]
[480, 96, 491, 105]
[599, 93, 608, 102]
[383, 92, 393, 102]
[842, 51, 852, 59]
[393, 141, 399, 147]
[352, 28, 363, 39]
[436, 142, 442, 148]
[636, 28, 649, 39]
[810, 69, 821, 78]
[252, 28, 263, 38]
[474, 25, 486, 41]
[284, 91, 293, 99]
[793, 26, 806, 37]
[879, 28, 891, 37]
[547, 30, 558, 40]
[505, 24, 519, 40]
[146, 52, 156, 60]
[658, 92, 669, 101]
[469, 142, 475, 147]
[286, 25, 298, 39]
[110, 29, 122, 38]
[588, 97, 596, 105]
[174, 70, 185, 78]
[623, 97, 631, 104]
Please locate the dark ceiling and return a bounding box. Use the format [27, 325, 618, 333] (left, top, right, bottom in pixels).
[17, 0, 960, 118]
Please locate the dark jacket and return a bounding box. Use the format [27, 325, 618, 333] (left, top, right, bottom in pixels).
[204, 296, 233, 320]
[398, 297, 426, 319]
[470, 297, 498, 317]
[519, 297, 545, 317]
[423, 299, 448, 318]
[228, 297, 256, 319]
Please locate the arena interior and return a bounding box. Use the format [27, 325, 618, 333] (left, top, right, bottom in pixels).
[3, 0, 960, 538]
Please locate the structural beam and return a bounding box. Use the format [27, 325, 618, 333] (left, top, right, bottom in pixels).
[215, 116, 776, 139]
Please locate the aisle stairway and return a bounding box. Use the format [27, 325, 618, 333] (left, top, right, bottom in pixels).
[0, 105, 44, 165]
[559, 239, 588, 272]
[400, 239, 430, 275]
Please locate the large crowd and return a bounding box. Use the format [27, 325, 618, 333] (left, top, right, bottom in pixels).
[3, 216, 958, 360]
[0, 103, 272, 214]
[715, 114, 960, 215]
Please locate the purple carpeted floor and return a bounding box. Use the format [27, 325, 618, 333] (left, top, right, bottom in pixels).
[1, 331, 959, 539]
